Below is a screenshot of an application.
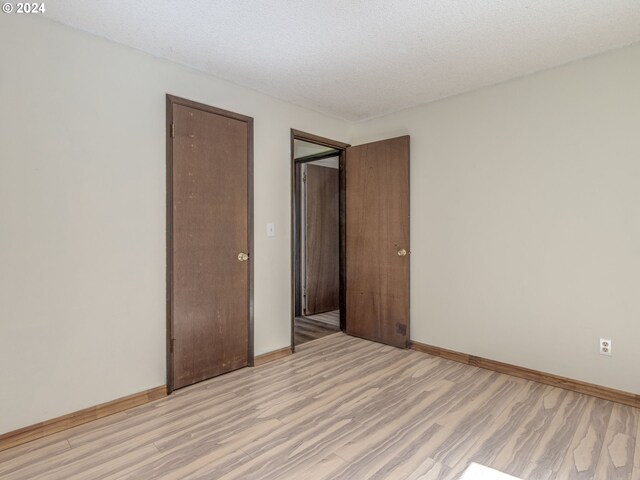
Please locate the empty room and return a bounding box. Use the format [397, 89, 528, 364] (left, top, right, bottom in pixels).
[1, 2, 639, 479]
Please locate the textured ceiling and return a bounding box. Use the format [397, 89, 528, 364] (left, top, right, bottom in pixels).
[44, 1, 640, 121]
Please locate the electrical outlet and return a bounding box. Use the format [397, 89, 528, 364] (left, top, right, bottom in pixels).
[599, 338, 612, 356]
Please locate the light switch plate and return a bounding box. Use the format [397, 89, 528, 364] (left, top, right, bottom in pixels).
[266, 223, 275, 237]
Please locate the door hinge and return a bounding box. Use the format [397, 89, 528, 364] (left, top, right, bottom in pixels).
[303, 173, 307, 183]
[170, 123, 175, 138]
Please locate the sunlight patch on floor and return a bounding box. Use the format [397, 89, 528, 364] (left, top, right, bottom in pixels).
[460, 463, 521, 480]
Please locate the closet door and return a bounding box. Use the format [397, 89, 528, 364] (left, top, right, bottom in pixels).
[168, 96, 253, 390]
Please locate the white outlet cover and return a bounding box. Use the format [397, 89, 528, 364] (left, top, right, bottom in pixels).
[599, 338, 612, 356]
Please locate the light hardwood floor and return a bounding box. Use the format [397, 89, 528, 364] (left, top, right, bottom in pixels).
[306, 310, 340, 327]
[1, 333, 638, 480]
[294, 314, 340, 345]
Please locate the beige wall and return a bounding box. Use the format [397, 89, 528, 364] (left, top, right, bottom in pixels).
[0, 15, 348, 434]
[352, 43, 640, 395]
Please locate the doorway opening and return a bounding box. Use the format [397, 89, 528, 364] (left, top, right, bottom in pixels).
[291, 130, 411, 353]
[291, 130, 349, 349]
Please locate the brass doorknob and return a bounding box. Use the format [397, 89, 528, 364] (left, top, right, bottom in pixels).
[397, 248, 407, 257]
[237, 252, 249, 262]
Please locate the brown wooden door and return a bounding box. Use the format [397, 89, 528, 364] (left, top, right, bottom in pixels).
[304, 164, 340, 315]
[168, 97, 252, 390]
[345, 136, 410, 348]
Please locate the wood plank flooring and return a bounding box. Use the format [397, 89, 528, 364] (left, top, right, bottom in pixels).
[1, 333, 637, 480]
[306, 310, 340, 327]
[294, 314, 340, 345]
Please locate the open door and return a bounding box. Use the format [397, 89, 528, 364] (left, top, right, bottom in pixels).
[345, 136, 410, 348]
